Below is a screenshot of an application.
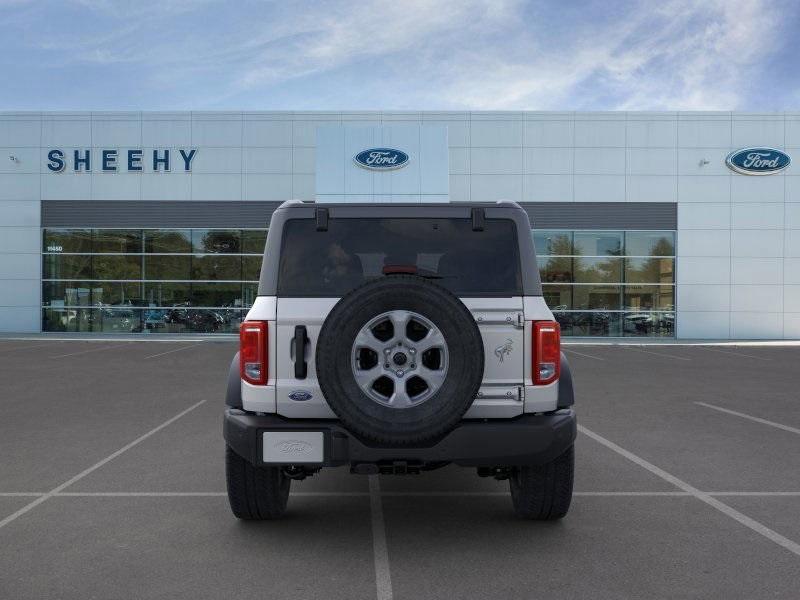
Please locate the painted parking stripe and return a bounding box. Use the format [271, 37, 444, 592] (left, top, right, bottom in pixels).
[143, 344, 202, 359]
[623, 346, 691, 361]
[369, 475, 393, 600]
[563, 348, 605, 361]
[4, 490, 800, 498]
[695, 347, 771, 361]
[50, 342, 135, 358]
[578, 424, 800, 558]
[0, 400, 206, 531]
[696, 402, 800, 436]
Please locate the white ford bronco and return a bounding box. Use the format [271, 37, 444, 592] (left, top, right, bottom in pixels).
[224, 201, 576, 520]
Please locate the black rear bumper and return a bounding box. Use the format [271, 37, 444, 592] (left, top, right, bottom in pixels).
[224, 408, 576, 468]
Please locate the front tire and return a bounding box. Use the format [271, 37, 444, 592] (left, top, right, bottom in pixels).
[226, 445, 290, 520]
[510, 446, 574, 520]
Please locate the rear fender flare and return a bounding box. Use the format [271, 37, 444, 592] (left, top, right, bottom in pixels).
[557, 351, 574, 409]
[225, 352, 242, 408]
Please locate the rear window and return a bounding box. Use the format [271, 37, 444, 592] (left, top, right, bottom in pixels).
[277, 218, 522, 297]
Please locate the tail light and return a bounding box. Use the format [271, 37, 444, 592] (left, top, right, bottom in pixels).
[532, 321, 560, 385]
[240, 321, 268, 385]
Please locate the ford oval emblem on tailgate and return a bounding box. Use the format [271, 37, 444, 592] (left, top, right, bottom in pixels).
[288, 390, 313, 401]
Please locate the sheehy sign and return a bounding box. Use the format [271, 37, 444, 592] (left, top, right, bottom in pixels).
[46, 148, 197, 172]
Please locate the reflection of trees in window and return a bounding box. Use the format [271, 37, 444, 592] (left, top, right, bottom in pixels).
[241, 230, 268, 254]
[199, 230, 240, 254]
[93, 230, 142, 253]
[145, 230, 191, 253]
[43, 229, 92, 253]
[574, 257, 622, 283]
[625, 258, 674, 284]
[92, 255, 143, 280]
[539, 256, 573, 282]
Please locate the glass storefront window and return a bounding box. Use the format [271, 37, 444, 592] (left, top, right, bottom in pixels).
[538, 229, 676, 338]
[92, 255, 143, 280]
[625, 231, 675, 256]
[242, 230, 268, 254]
[622, 312, 675, 337]
[624, 285, 674, 311]
[42, 227, 267, 334]
[538, 256, 573, 283]
[144, 230, 192, 253]
[43, 254, 92, 279]
[242, 256, 263, 281]
[43, 229, 92, 253]
[41, 226, 673, 338]
[542, 285, 572, 310]
[573, 257, 622, 283]
[533, 231, 573, 256]
[573, 285, 622, 311]
[144, 255, 192, 280]
[574, 231, 623, 256]
[192, 229, 241, 254]
[624, 257, 674, 284]
[93, 230, 142, 253]
[191, 255, 242, 280]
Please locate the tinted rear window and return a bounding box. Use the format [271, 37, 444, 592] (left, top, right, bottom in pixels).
[277, 218, 522, 297]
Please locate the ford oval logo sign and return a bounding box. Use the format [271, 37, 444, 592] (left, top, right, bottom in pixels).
[354, 148, 409, 170]
[288, 390, 313, 402]
[726, 147, 790, 175]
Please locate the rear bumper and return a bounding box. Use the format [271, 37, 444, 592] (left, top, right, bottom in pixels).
[224, 408, 576, 468]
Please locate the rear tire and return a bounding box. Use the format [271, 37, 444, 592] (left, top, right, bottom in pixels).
[226, 445, 290, 520]
[509, 446, 574, 520]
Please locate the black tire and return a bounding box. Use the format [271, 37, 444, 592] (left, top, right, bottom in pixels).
[225, 445, 290, 520]
[316, 275, 484, 446]
[510, 446, 574, 520]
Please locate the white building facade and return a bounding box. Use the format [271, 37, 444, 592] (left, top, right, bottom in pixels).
[0, 111, 798, 339]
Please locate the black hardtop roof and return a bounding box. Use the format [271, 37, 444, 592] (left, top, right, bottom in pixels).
[274, 199, 524, 212]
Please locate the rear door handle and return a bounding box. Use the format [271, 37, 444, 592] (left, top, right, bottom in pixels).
[293, 326, 308, 379]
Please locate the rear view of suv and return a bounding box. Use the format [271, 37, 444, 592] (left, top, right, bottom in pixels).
[224, 201, 576, 520]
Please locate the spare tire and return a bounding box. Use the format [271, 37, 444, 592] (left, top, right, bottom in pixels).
[316, 275, 484, 445]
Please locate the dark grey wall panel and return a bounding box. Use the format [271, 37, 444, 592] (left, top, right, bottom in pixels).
[521, 202, 676, 230]
[42, 201, 283, 228]
[43, 200, 677, 231]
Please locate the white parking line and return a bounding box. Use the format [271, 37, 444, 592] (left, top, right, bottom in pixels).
[696, 402, 800, 436]
[563, 348, 605, 361]
[52, 491, 371, 497]
[623, 346, 691, 361]
[695, 347, 771, 361]
[50, 342, 134, 358]
[3, 490, 800, 498]
[578, 424, 800, 558]
[0, 400, 206, 531]
[706, 492, 800, 496]
[369, 475, 393, 600]
[143, 344, 202, 359]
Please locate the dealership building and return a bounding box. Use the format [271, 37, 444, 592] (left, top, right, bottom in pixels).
[0, 110, 798, 339]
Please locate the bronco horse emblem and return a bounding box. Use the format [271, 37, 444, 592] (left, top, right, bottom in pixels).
[494, 338, 513, 362]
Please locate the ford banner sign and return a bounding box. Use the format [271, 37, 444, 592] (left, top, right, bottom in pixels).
[725, 147, 790, 175]
[354, 148, 409, 170]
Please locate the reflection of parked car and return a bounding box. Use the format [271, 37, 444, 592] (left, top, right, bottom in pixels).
[165, 305, 224, 332]
[143, 309, 168, 331]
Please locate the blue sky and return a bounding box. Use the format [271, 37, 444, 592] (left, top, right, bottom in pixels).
[1, 0, 798, 111]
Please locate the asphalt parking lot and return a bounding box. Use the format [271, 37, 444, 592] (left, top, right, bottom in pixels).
[1, 338, 799, 599]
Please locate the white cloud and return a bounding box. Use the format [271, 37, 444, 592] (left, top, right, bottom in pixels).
[2, 0, 793, 109]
